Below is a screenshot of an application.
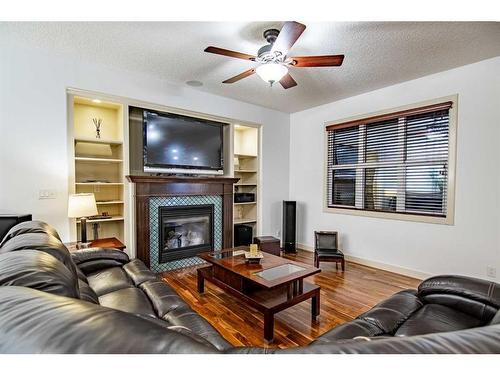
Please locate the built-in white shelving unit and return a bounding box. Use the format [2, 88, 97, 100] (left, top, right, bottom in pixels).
[69, 96, 126, 243]
[233, 125, 260, 244]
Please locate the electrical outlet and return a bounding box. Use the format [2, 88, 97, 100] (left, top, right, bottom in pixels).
[486, 266, 497, 278]
[39, 189, 56, 200]
[276, 229, 281, 238]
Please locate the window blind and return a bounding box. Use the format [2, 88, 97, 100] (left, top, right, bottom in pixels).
[326, 102, 451, 217]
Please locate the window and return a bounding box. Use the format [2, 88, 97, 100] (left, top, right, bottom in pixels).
[325, 100, 456, 223]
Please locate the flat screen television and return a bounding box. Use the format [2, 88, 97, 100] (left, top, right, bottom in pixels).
[143, 109, 225, 175]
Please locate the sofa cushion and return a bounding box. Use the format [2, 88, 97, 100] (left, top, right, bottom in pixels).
[163, 305, 231, 351]
[421, 293, 497, 323]
[0, 286, 219, 354]
[395, 304, 482, 336]
[489, 310, 500, 325]
[0, 250, 79, 299]
[76, 259, 129, 275]
[0, 233, 79, 284]
[78, 279, 99, 304]
[357, 289, 423, 334]
[138, 279, 231, 349]
[98, 287, 156, 317]
[0, 221, 61, 247]
[123, 259, 157, 286]
[75, 267, 88, 283]
[135, 314, 219, 349]
[86, 267, 133, 296]
[140, 279, 189, 317]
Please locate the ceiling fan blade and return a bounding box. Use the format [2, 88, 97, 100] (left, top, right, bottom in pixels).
[222, 68, 256, 84]
[279, 73, 298, 89]
[271, 21, 306, 56]
[204, 46, 256, 61]
[290, 55, 345, 67]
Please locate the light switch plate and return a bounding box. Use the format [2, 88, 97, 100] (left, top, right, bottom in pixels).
[39, 189, 57, 200]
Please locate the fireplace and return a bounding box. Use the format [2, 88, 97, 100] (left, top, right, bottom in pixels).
[127, 175, 239, 272]
[159, 204, 214, 263]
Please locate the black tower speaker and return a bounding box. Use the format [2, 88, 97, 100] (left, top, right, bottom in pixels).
[234, 224, 253, 247]
[282, 201, 296, 253]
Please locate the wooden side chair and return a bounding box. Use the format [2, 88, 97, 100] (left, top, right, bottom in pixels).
[314, 231, 345, 271]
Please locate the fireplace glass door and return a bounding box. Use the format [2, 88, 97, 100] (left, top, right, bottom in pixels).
[159, 204, 214, 263]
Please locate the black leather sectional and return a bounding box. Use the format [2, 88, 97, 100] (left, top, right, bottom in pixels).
[0, 221, 499, 353]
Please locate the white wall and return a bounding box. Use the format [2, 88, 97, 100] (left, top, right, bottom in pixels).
[0, 41, 290, 245]
[289, 57, 500, 280]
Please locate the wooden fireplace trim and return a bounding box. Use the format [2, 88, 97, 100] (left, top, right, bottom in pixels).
[126, 175, 239, 268]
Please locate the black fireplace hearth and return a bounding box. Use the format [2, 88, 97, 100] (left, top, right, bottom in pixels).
[158, 204, 214, 263]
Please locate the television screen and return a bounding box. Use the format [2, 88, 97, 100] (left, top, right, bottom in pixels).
[143, 110, 224, 172]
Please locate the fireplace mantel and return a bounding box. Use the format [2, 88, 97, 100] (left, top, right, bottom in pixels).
[127, 175, 238, 183]
[127, 175, 239, 268]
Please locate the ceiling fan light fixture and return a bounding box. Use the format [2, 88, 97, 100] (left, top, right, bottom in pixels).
[256, 63, 288, 85]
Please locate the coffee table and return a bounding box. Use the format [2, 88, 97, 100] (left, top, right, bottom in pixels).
[198, 247, 321, 342]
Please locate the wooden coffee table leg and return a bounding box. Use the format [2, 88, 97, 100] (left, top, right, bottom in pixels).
[197, 269, 205, 294]
[312, 290, 320, 319]
[264, 311, 274, 342]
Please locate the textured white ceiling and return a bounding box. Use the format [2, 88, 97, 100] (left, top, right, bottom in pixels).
[1, 22, 500, 113]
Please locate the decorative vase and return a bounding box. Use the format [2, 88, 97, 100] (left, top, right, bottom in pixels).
[92, 118, 102, 139]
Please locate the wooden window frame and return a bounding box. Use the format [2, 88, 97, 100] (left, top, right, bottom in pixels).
[323, 95, 458, 225]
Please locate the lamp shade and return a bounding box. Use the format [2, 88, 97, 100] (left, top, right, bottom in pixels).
[68, 193, 98, 218]
[256, 63, 288, 83]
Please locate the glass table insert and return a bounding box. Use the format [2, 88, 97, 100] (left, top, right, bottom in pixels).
[254, 263, 306, 281]
[208, 249, 246, 259]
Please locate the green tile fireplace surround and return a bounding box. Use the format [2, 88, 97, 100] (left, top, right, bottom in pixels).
[149, 195, 223, 272]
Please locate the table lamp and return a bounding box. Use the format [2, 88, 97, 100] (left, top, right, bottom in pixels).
[68, 193, 98, 243]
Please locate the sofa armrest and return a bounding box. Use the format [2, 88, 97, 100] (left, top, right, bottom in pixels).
[417, 275, 500, 323]
[418, 275, 500, 308]
[71, 247, 130, 274]
[277, 324, 500, 354]
[314, 289, 422, 343]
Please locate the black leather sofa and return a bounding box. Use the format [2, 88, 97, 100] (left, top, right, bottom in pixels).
[0, 221, 499, 354]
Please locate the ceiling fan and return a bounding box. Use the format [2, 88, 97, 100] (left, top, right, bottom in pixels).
[204, 21, 344, 89]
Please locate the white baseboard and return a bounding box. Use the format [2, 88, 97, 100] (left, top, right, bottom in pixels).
[296, 243, 431, 280]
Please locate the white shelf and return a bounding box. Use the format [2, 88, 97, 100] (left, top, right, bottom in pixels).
[75, 157, 123, 163]
[77, 216, 124, 224]
[234, 202, 256, 206]
[75, 182, 124, 186]
[235, 183, 257, 186]
[234, 169, 257, 173]
[234, 153, 257, 158]
[96, 200, 124, 205]
[75, 137, 123, 145]
[233, 218, 257, 225]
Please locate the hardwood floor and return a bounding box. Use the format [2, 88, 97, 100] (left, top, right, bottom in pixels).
[160, 250, 420, 349]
